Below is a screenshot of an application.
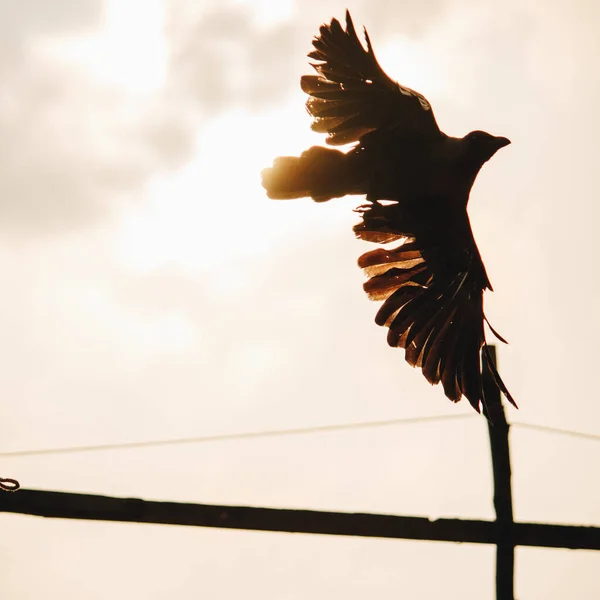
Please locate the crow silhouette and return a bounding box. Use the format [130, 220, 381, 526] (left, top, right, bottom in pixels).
[261, 11, 515, 412]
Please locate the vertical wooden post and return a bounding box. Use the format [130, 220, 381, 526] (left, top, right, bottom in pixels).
[483, 345, 515, 600]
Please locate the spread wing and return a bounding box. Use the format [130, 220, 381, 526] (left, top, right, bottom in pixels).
[301, 11, 441, 146]
[354, 199, 516, 412]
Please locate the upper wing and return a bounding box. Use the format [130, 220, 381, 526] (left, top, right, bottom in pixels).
[301, 11, 441, 146]
[353, 199, 516, 412]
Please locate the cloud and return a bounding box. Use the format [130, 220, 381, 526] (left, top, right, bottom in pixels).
[0, 0, 101, 49]
[0, 0, 289, 236]
[0, 0, 340, 237]
[165, 0, 299, 113]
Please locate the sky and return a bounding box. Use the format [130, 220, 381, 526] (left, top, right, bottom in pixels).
[0, 0, 599, 597]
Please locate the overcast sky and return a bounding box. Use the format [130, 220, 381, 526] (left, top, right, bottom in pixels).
[1, 0, 599, 598]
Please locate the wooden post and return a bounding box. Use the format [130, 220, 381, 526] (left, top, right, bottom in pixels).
[483, 345, 515, 600]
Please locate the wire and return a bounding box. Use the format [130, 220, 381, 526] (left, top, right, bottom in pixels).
[0, 477, 20, 491]
[512, 422, 600, 443]
[1, 416, 598, 459]
[0, 413, 474, 458]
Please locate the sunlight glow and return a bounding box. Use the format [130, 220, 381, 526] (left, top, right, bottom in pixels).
[116, 101, 339, 276]
[108, 14, 447, 281]
[376, 38, 447, 105]
[37, 0, 167, 93]
[234, 0, 295, 28]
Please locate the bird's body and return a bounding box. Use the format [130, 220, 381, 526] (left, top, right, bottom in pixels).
[351, 131, 479, 203]
[261, 11, 515, 412]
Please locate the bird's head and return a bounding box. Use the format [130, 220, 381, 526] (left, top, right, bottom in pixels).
[463, 130, 511, 164]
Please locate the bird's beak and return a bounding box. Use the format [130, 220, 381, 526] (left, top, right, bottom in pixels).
[494, 136, 511, 149]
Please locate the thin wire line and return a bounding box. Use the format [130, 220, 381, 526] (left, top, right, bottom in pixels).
[0, 413, 474, 458]
[512, 422, 600, 443]
[2, 416, 598, 460]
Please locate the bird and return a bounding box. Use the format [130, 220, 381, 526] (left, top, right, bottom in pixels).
[261, 11, 515, 413]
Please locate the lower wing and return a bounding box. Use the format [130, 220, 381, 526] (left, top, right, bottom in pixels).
[353, 198, 516, 412]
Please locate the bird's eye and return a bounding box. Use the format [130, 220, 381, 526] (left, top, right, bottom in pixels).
[466, 131, 492, 147]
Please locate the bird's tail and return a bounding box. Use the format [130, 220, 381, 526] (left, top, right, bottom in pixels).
[261, 146, 359, 202]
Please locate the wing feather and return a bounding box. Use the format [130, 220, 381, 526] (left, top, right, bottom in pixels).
[301, 11, 440, 146]
[355, 200, 515, 411]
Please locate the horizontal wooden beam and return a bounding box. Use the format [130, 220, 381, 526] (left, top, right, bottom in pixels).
[1, 489, 598, 550]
